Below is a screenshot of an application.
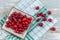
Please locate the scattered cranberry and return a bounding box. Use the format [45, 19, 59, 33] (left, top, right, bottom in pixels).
[36, 18, 40, 22]
[50, 27, 56, 31]
[37, 12, 43, 17]
[35, 6, 39, 10]
[48, 11, 51, 15]
[38, 23, 43, 27]
[5, 11, 33, 34]
[42, 14, 46, 17]
[48, 18, 52, 22]
[43, 17, 47, 21]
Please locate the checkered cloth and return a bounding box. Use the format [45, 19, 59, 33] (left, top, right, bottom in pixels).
[0, 0, 57, 40]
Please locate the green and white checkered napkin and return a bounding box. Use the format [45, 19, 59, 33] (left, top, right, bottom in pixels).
[0, 0, 57, 40]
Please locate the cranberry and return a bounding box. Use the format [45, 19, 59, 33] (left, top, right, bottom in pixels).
[15, 29, 19, 33]
[42, 14, 46, 17]
[11, 25, 17, 30]
[13, 25, 17, 28]
[22, 22, 26, 25]
[19, 16, 23, 19]
[35, 6, 39, 10]
[9, 20, 12, 23]
[27, 17, 32, 23]
[48, 18, 52, 22]
[50, 27, 56, 31]
[21, 29, 24, 32]
[36, 18, 40, 22]
[36, 14, 40, 17]
[18, 19, 21, 22]
[5, 21, 11, 27]
[11, 22, 14, 25]
[12, 11, 17, 15]
[23, 24, 26, 27]
[28, 17, 32, 20]
[19, 31, 23, 34]
[37, 12, 43, 17]
[43, 17, 47, 21]
[25, 21, 29, 25]
[23, 27, 28, 30]
[18, 24, 23, 28]
[5, 24, 10, 28]
[22, 17, 27, 22]
[23, 15, 26, 18]
[48, 11, 51, 15]
[17, 12, 21, 16]
[11, 11, 17, 16]
[13, 17, 17, 22]
[8, 16, 13, 21]
[38, 23, 43, 27]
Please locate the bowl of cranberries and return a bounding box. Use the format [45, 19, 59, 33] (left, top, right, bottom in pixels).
[2, 8, 33, 39]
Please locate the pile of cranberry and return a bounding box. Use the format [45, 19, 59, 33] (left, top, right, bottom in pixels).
[5, 11, 33, 34]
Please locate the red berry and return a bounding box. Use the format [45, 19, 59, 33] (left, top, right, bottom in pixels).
[13, 17, 17, 22]
[5, 21, 11, 28]
[18, 28, 22, 31]
[11, 25, 17, 29]
[39, 12, 43, 16]
[36, 18, 40, 22]
[42, 14, 46, 17]
[43, 17, 47, 21]
[48, 18, 52, 22]
[17, 12, 21, 16]
[50, 27, 56, 31]
[18, 28, 24, 34]
[38, 23, 43, 27]
[25, 21, 29, 25]
[9, 20, 12, 23]
[21, 29, 24, 32]
[36, 14, 40, 17]
[11, 11, 17, 16]
[13, 25, 17, 28]
[18, 19, 21, 22]
[6, 21, 10, 24]
[22, 17, 27, 22]
[15, 29, 19, 33]
[27, 17, 32, 23]
[19, 31, 23, 34]
[23, 15, 26, 18]
[22, 22, 25, 25]
[5, 24, 10, 28]
[48, 11, 51, 15]
[28, 17, 32, 20]
[35, 6, 39, 10]
[19, 15, 23, 19]
[23, 24, 25, 26]
[11, 22, 14, 25]
[37, 12, 43, 17]
[24, 27, 28, 30]
[18, 24, 22, 28]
